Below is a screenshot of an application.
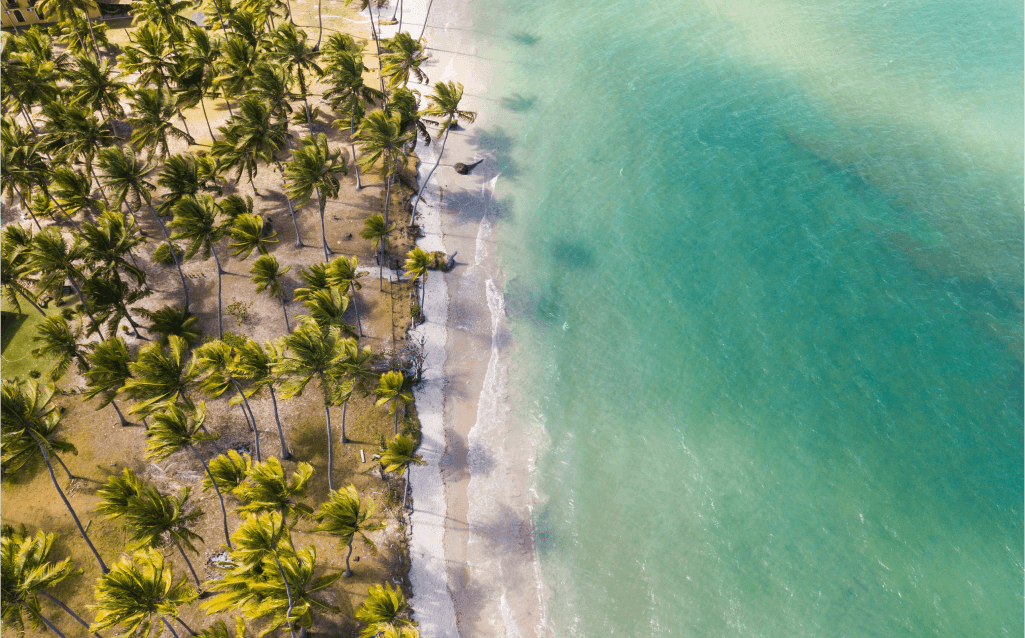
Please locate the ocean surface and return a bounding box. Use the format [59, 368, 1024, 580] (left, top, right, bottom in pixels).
[459, 0, 1023, 635]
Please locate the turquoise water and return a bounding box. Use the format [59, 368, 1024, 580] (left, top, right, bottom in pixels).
[466, 0, 1022, 635]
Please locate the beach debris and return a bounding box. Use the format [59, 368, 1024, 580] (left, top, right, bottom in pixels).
[360, 449, 366, 463]
[454, 159, 484, 175]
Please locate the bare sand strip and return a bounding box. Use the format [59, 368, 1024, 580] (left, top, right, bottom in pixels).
[377, 0, 549, 636]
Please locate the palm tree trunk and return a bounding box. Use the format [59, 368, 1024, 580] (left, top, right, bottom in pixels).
[32, 434, 109, 573]
[160, 617, 181, 638]
[279, 293, 290, 332]
[317, 188, 330, 261]
[83, 12, 101, 61]
[111, 400, 130, 427]
[394, 407, 399, 435]
[173, 537, 203, 589]
[188, 443, 233, 549]
[418, 0, 434, 40]
[38, 612, 69, 638]
[298, 72, 313, 136]
[315, 0, 324, 48]
[40, 592, 102, 638]
[398, 0, 404, 30]
[340, 400, 348, 444]
[269, 385, 291, 460]
[11, 182, 43, 231]
[199, 97, 215, 141]
[144, 198, 190, 308]
[378, 242, 385, 292]
[350, 116, 362, 190]
[270, 554, 299, 638]
[230, 378, 260, 462]
[19, 104, 39, 136]
[45, 189, 83, 231]
[322, 381, 334, 492]
[383, 173, 392, 226]
[211, 244, 224, 338]
[343, 537, 354, 576]
[274, 160, 303, 247]
[402, 464, 410, 510]
[410, 124, 450, 225]
[349, 281, 363, 336]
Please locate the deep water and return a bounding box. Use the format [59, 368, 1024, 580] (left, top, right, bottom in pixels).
[464, 0, 1023, 635]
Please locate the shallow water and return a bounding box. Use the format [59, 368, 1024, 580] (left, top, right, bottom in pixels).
[459, 0, 1023, 635]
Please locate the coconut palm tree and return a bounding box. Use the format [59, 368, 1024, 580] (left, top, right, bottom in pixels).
[98, 146, 191, 308]
[34, 0, 97, 59]
[341, 0, 383, 80]
[0, 380, 109, 573]
[246, 61, 296, 126]
[128, 88, 196, 160]
[66, 55, 126, 123]
[135, 489, 206, 590]
[360, 213, 395, 291]
[250, 254, 292, 332]
[277, 319, 351, 491]
[376, 370, 412, 435]
[120, 23, 177, 89]
[157, 152, 222, 217]
[1, 527, 91, 638]
[313, 485, 384, 577]
[301, 286, 357, 336]
[238, 457, 314, 528]
[47, 168, 101, 220]
[233, 338, 292, 459]
[82, 335, 132, 427]
[193, 340, 262, 460]
[215, 32, 263, 114]
[284, 133, 347, 261]
[141, 305, 203, 347]
[381, 32, 428, 89]
[1, 121, 43, 230]
[90, 548, 198, 638]
[46, 104, 117, 203]
[0, 228, 45, 315]
[229, 213, 277, 260]
[145, 402, 234, 549]
[81, 270, 151, 337]
[381, 434, 424, 511]
[404, 246, 432, 309]
[269, 23, 320, 134]
[27, 227, 102, 336]
[334, 337, 376, 444]
[121, 335, 198, 418]
[323, 49, 382, 190]
[31, 314, 90, 382]
[355, 110, 412, 226]
[326, 254, 365, 336]
[355, 582, 418, 638]
[132, 0, 195, 48]
[203, 449, 252, 500]
[388, 86, 431, 153]
[80, 209, 147, 287]
[169, 194, 229, 336]
[411, 81, 476, 224]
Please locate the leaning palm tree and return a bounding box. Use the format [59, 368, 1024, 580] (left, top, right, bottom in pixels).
[27, 227, 101, 335]
[313, 485, 384, 577]
[80, 210, 146, 288]
[121, 335, 198, 418]
[98, 146, 190, 308]
[1, 527, 90, 638]
[381, 434, 424, 511]
[67, 54, 127, 121]
[388, 86, 431, 153]
[193, 340, 262, 460]
[354, 582, 418, 638]
[31, 314, 90, 382]
[119, 23, 177, 89]
[229, 213, 277, 260]
[251, 254, 292, 332]
[141, 305, 203, 347]
[128, 486, 206, 590]
[90, 548, 198, 638]
[81, 270, 151, 337]
[360, 214, 395, 291]
[145, 402, 233, 549]
[411, 81, 477, 224]
[83, 335, 133, 426]
[127, 88, 195, 159]
[35, 0, 98, 57]
[157, 152, 222, 217]
[0, 380, 109, 573]
[381, 32, 428, 89]
[233, 338, 292, 459]
[131, 0, 195, 47]
[48, 103, 117, 200]
[404, 246, 432, 309]
[169, 194, 229, 336]
[238, 457, 314, 530]
[355, 110, 412, 226]
[0, 229, 45, 316]
[301, 286, 357, 336]
[333, 337, 376, 444]
[324, 50, 383, 190]
[284, 133, 347, 261]
[269, 23, 320, 133]
[245, 544, 340, 636]
[277, 319, 351, 491]
[203, 449, 253, 501]
[178, 26, 224, 137]
[376, 370, 412, 435]
[326, 254, 365, 336]
[47, 167, 101, 220]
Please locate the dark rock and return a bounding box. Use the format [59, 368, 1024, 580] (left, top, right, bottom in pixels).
[453, 159, 484, 175]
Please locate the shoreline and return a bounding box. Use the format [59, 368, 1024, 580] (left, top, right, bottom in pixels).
[376, 0, 548, 635]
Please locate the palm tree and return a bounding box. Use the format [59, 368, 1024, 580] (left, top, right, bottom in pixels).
[203, 449, 252, 500]
[47, 104, 116, 201]
[121, 335, 198, 418]
[1, 228, 45, 315]
[134, 490, 205, 590]
[145, 402, 234, 549]
[355, 110, 412, 226]
[80, 209, 146, 287]
[326, 254, 366, 336]
[48, 167, 101, 220]
[176, 28, 222, 139]
[66, 55, 127, 121]
[193, 340, 262, 460]
[142, 305, 203, 346]
[334, 337, 376, 444]
[360, 213, 395, 291]
[411, 81, 476, 224]
[313, 485, 384, 577]
[247, 62, 296, 125]
[277, 319, 352, 491]
[28, 227, 102, 336]
[1, 120, 45, 231]
[388, 86, 431, 153]
[354, 582, 418, 638]
[34, 0, 97, 57]
[250, 254, 292, 332]
[3, 53, 59, 135]
[404, 246, 432, 309]
[120, 23, 177, 89]
[381, 434, 424, 511]
[269, 23, 320, 134]
[229, 213, 277, 260]
[0, 380, 109, 573]
[157, 152, 221, 217]
[31, 314, 90, 382]
[128, 88, 196, 159]
[284, 133, 347, 261]
[238, 457, 314, 528]
[301, 286, 358, 337]
[90, 548, 198, 638]
[323, 50, 382, 191]
[215, 32, 263, 114]
[1, 527, 90, 638]
[132, 0, 194, 47]
[81, 270, 151, 337]
[381, 32, 428, 89]
[98, 146, 191, 308]
[169, 194, 229, 336]
[233, 338, 292, 459]
[376, 370, 412, 435]
[83, 335, 133, 427]
[341, 0, 384, 79]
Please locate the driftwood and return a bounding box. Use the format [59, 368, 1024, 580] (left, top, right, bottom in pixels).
[453, 159, 484, 175]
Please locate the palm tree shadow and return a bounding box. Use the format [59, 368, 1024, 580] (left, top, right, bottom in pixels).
[467, 127, 520, 182]
[499, 93, 536, 112]
[509, 31, 540, 46]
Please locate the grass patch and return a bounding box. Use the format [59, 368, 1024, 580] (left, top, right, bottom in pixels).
[1, 296, 65, 382]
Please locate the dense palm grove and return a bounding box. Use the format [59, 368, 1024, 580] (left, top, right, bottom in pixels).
[0, 0, 472, 634]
